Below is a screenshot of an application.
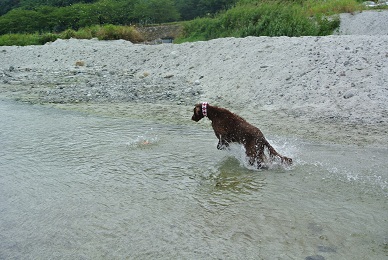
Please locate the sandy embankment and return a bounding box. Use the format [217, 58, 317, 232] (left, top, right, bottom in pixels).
[0, 11, 387, 146]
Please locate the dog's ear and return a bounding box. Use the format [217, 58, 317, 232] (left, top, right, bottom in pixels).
[191, 104, 203, 122]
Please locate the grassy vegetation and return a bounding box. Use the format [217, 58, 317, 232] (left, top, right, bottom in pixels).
[176, 0, 363, 42]
[0, 0, 372, 46]
[60, 25, 144, 41]
[304, 0, 363, 15]
[0, 24, 144, 46]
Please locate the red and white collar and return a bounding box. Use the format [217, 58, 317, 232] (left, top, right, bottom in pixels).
[202, 102, 208, 117]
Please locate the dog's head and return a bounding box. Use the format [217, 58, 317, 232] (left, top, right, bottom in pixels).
[191, 102, 208, 122]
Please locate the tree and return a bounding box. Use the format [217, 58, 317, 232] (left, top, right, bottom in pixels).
[175, 0, 237, 20]
[0, 8, 51, 34]
[174, 0, 198, 20]
[19, 0, 97, 9]
[0, 0, 20, 16]
[133, 0, 180, 24]
[199, 0, 237, 14]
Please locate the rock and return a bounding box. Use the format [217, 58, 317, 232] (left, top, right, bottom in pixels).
[75, 60, 85, 66]
[317, 245, 337, 252]
[305, 255, 325, 260]
[343, 90, 355, 99]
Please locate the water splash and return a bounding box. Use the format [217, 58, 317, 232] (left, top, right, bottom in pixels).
[224, 137, 297, 171]
[126, 129, 159, 148]
[297, 141, 388, 197]
[327, 166, 388, 196]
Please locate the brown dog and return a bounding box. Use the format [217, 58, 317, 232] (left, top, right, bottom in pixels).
[192, 102, 292, 168]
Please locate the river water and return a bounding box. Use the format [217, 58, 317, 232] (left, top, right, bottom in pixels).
[0, 100, 387, 259]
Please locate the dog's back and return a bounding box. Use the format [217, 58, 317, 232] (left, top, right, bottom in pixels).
[209, 107, 263, 143]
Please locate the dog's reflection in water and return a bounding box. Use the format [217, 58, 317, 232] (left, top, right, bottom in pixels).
[211, 157, 267, 193]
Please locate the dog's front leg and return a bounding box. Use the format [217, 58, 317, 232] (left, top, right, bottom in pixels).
[217, 139, 230, 150]
[217, 135, 230, 150]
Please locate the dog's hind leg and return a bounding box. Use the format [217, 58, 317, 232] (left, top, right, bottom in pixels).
[245, 141, 267, 169]
[245, 140, 257, 165]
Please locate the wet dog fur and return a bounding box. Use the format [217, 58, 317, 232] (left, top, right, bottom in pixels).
[192, 103, 292, 168]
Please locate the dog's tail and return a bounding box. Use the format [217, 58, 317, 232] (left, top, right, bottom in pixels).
[263, 139, 292, 165]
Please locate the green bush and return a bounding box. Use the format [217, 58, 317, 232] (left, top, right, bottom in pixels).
[92, 24, 143, 42]
[0, 33, 44, 46]
[73, 28, 94, 39]
[60, 29, 76, 39]
[38, 33, 59, 44]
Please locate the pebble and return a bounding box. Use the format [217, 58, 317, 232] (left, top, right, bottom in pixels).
[343, 90, 355, 99]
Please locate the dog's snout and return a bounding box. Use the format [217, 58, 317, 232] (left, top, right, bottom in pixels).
[191, 114, 200, 122]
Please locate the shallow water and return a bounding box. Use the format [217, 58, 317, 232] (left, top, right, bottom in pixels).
[0, 100, 387, 259]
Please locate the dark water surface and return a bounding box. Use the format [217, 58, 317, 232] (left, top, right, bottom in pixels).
[0, 100, 387, 259]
